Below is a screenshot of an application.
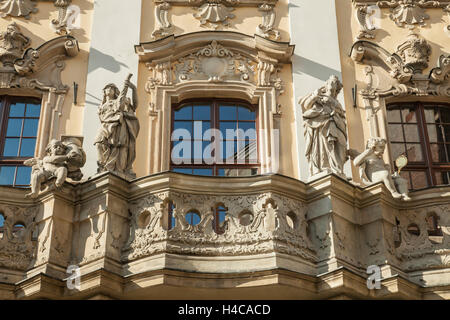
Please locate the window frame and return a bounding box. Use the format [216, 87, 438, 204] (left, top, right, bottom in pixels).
[387, 102, 450, 189]
[0, 95, 41, 187]
[170, 98, 260, 176]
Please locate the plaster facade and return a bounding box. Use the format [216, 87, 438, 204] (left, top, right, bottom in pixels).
[0, 0, 449, 300]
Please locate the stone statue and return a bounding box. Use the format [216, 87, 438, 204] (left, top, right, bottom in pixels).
[299, 75, 348, 178]
[353, 137, 411, 201]
[24, 137, 86, 199]
[95, 74, 140, 180]
[0, 23, 30, 70]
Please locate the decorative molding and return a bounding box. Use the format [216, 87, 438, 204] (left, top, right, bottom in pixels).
[0, 205, 38, 271]
[51, 0, 73, 35]
[350, 35, 450, 97]
[151, 0, 280, 37]
[122, 191, 316, 262]
[152, 2, 172, 39]
[353, 1, 377, 39]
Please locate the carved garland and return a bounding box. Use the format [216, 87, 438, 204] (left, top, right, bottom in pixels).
[151, 0, 281, 40]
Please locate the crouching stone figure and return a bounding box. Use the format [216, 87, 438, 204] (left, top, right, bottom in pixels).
[353, 137, 411, 201]
[24, 137, 86, 199]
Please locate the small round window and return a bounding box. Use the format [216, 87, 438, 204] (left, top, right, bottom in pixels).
[239, 211, 253, 226]
[185, 211, 201, 226]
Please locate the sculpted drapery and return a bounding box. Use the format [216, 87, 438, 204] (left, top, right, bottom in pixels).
[95, 74, 140, 180]
[299, 75, 348, 177]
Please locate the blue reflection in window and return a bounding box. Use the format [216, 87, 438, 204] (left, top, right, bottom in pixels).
[219, 106, 236, 120]
[23, 119, 39, 137]
[0, 214, 4, 228]
[25, 104, 41, 117]
[3, 138, 19, 157]
[9, 103, 25, 117]
[15, 166, 31, 186]
[185, 211, 201, 226]
[174, 121, 192, 132]
[6, 119, 22, 137]
[238, 107, 255, 120]
[193, 105, 211, 121]
[0, 166, 16, 185]
[19, 138, 36, 157]
[174, 106, 192, 120]
[193, 168, 213, 176]
[172, 168, 193, 174]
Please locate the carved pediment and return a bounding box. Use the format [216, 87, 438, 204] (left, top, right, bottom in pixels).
[0, 32, 79, 92]
[137, 31, 293, 91]
[350, 34, 450, 97]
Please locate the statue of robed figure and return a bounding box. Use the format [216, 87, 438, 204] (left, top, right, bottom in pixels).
[95, 74, 140, 180]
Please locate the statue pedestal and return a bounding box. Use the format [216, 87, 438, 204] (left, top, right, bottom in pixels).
[308, 169, 333, 182]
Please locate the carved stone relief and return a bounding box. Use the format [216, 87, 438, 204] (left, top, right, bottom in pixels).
[122, 192, 316, 263]
[0, 23, 30, 71]
[151, 0, 280, 40]
[395, 205, 450, 270]
[353, 1, 377, 39]
[0, 0, 37, 19]
[0, 205, 38, 270]
[377, 0, 449, 28]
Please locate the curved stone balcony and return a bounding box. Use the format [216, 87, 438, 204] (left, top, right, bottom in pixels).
[0, 172, 449, 299]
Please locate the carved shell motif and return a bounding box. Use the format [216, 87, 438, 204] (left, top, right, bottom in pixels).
[194, 1, 235, 29]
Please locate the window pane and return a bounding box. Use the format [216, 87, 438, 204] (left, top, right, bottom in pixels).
[219, 106, 236, 120]
[401, 108, 416, 123]
[174, 106, 192, 120]
[186, 212, 201, 226]
[6, 119, 22, 137]
[193, 105, 210, 121]
[15, 166, 31, 185]
[430, 144, 449, 163]
[237, 122, 256, 139]
[435, 171, 450, 186]
[9, 103, 25, 117]
[391, 143, 406, 160]
[427, 124, 439, 143]
[172, 168, 193, 174]
[25, 103, 41, 117]
[424, 108, 438, 123]
[222, 140, 237, 161]
[23, 119, 39, 137]
[403, 124, 420, 142]
[0, 166, 16, 185]
[19, 138, 36, 157]
[439, 108, 450, 124]
[3, 138, 19, 157]
[387, 124, 403, 141]
[406, 144, 423, 162]
[237, 107, 255, 120]
[192, 168, 213, 176]
[200, 121, 211, 140]
[220, 122, 237, 139]
[387, 109, 401, 122]
[173, 121, 192, 133]
[410, 171, 428, 189]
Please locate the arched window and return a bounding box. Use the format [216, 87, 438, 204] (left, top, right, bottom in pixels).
[185, 210, 201, 226]
[167, 201, 176, 230]
[171, 99, 259, 176]
[0, 213, 4, 239]
[0, 97, 41, 187]
[387, 103, 450, 190]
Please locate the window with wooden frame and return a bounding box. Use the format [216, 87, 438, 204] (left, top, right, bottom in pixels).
[0, 96, 41, 187]
[387, 102, 450, 190]
[171, 99, 259, 176]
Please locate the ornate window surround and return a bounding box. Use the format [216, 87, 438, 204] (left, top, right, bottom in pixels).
[135, 31, 293, 174]
[0, 25, 79, 158]
[350, 33, 450, 174]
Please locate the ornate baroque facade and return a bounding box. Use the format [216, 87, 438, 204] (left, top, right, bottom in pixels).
[0, 0, 448, 299]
